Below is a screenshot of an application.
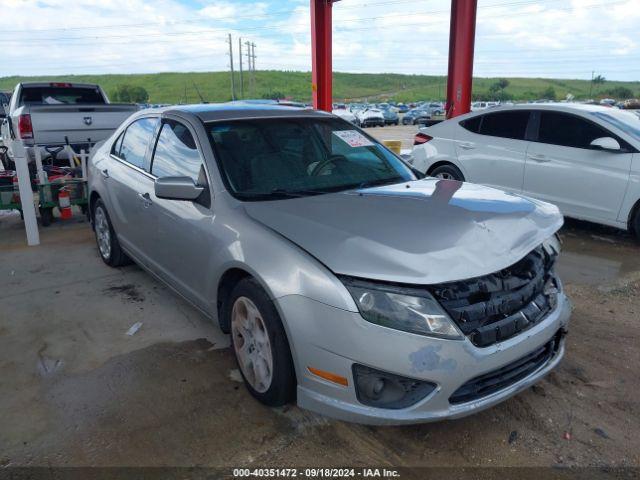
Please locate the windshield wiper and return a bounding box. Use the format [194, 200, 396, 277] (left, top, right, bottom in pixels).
[356, 177, 405, 190]
[269, 188, 328, 198]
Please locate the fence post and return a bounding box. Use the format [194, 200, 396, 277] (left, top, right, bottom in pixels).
[15, 150, 40, 246]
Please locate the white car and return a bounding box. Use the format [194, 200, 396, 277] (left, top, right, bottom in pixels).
[355, 108, 385, 128]
[409, 103, 640, 239]
[470, 101, 498, 112]
[331, 108, 357, 124]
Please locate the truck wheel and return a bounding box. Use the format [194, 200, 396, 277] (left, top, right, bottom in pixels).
[430, 164, 465, 181]
[93, 199, 129, 267]
[227, 277, 296, 407]
[39, 207, 53, 227]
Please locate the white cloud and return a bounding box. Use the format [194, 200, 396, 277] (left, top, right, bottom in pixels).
[0, 0, 637, 81]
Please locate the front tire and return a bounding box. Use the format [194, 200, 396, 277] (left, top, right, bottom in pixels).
[93, 199, 129, 267]
[631, 207, 640, 243]
[430, 164, 465, 181]
[227, 278, 296, 407]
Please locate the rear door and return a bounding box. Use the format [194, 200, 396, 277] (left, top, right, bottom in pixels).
[455, 110, 531, 193]
[104, 116, 159, 263]
[523, 110, 633, 223]
[146, 119, 214, 309]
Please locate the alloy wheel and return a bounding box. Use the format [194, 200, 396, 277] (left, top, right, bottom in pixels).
[94, 206, 112, 260]
[435, 172, 455, 180]
[231, 296, 274, 393]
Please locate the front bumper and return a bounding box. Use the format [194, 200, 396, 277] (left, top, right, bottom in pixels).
[276, 292, 571, 425]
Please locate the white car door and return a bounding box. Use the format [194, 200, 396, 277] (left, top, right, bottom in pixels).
[523, 110, 632, 224]
[455, 110, 531, 193]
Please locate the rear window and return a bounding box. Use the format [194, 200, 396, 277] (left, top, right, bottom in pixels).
[479, 111, 530, 140]
[19, 86, 105, 106]
[460, 116, 482, 133]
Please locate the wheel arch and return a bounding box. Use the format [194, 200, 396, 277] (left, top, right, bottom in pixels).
[627, 197, 640, 235]
[426, 160, 466, 180]
[88, 190, 102, 226]
[216, 267, 254, 333]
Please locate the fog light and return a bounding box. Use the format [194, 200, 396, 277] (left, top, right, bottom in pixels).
[352, 364, 436, 409]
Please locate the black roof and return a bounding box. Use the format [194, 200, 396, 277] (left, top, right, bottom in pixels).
[165, 102, 331, 122]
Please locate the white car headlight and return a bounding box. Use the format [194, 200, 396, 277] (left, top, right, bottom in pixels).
[341, 278, 463, 339]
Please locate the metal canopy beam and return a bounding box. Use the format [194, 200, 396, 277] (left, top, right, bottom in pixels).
[445, 0, 478, 119]
[311, 0, 336, 112]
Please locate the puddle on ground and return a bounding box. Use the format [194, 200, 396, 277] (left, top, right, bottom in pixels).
[557, 220, 640, 286]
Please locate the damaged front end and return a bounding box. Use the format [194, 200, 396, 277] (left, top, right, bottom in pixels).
[429, 240, 561, 348]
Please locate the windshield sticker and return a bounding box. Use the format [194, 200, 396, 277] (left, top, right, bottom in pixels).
[333, 130, 374, 148]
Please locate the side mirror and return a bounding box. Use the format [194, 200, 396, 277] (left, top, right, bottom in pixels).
[590, 137, 621, 151]
[155, 176, 204, 201]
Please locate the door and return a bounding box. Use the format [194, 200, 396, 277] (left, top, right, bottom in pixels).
[146, 119, 214, 309]
[104, 116, 158, 263]
[455, 110, 531, 193]
[523, 111, 633, 223]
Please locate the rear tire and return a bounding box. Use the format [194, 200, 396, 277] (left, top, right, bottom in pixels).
[93, 199, 129, 267]
[226, 278, 296, 407]
[430, 164, 465, 181]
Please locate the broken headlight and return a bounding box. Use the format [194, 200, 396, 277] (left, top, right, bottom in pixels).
[341, 277, 463, 339]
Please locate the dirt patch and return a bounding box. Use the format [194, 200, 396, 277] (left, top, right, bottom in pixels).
[103, 284, 145, 303]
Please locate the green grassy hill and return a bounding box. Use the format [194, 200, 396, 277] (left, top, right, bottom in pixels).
[1, 70, 638, 104]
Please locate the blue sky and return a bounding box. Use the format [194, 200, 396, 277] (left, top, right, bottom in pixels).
[0, 0, 638, 81]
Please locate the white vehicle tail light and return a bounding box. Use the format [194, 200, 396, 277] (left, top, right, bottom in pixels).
[18, 114, 34, 140]
[413, 132, 432, 145]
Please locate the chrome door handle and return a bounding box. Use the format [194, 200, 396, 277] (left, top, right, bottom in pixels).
[459, 142, 475, 150]
[100, 169, 109, 178]
[138, 192, 153, 208]
[528, 153, 550, 162]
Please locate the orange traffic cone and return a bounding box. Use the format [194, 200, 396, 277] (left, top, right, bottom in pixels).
[58, 187, 73, 220]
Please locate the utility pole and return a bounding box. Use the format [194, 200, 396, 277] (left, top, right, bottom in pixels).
[251, 42, 257, 94]
[589, 70, 594, 99]
[238, 37, 244, 99]
[227, 33, 236, 101]
[244, 40, 252, 97]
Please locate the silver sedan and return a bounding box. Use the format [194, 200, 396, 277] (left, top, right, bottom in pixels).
[88, 104, 570, 424]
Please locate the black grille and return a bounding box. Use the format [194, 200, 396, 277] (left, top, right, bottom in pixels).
[429, 246, 558, 347]
[449, 332, 562, 405]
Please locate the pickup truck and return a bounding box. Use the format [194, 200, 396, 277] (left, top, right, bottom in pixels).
[0, 82, 138, 164]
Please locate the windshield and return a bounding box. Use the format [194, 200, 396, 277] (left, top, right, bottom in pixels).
[207, 117, 414, 201]
[590, 110, 640, 143]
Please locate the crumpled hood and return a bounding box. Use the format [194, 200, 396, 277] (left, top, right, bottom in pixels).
[244, 179, 563, 284]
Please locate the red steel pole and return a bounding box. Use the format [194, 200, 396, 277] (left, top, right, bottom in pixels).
[445, 0, 478, 119]
[311, 0, 334, 112]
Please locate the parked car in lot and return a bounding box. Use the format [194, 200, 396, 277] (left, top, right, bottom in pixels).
[426, 102, 444, 116]
[88, 104, 570, 424]
[397, 104, 410, 113]
[332, 108, 357, 124]
[381, 107, 399, 125]
[402, 108, 431, 125]
[0, 82, 137, 164]
[410, 103, 640, 239]
[355, 107, 385, 127]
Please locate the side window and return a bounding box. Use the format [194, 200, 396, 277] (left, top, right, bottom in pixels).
[479, 111, 530, 140]
[111, 131, 124, 156]
[119, 117, 158, 170]
[151, 120, 203, 182]
[538, 112, 611, 149]
[460, 116, 481, 133]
